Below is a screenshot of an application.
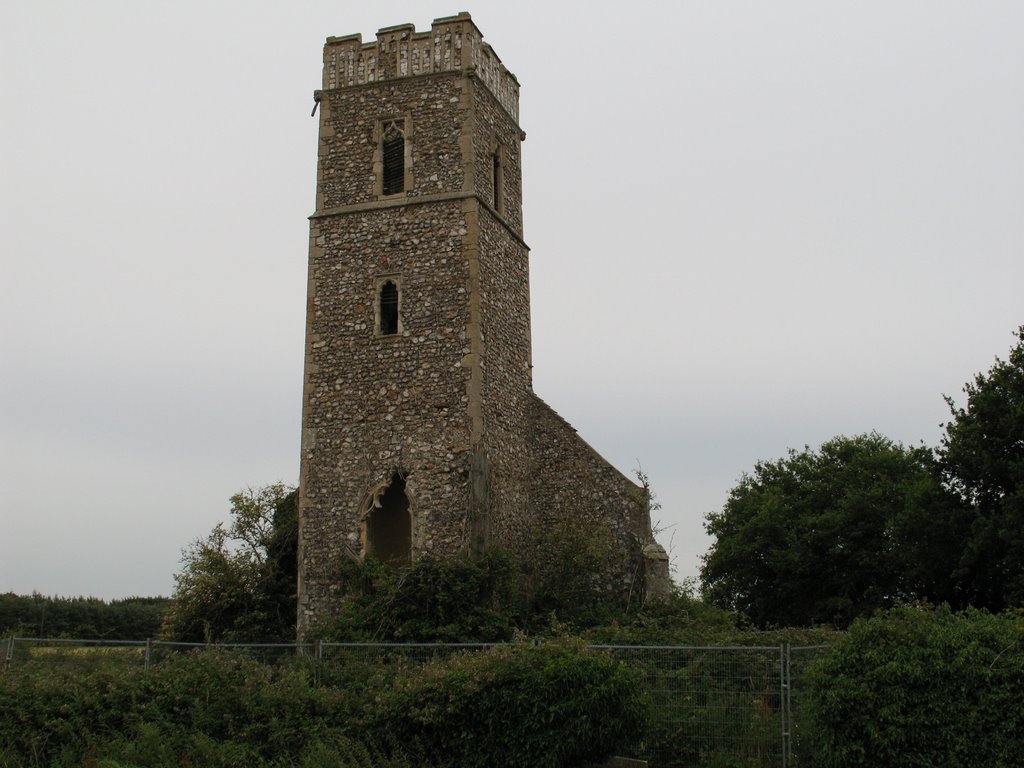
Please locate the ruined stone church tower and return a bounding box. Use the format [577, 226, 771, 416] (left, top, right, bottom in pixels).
[297, 13, 668, 636]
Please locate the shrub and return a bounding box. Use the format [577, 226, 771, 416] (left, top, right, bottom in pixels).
[1, 643, 643, 768]
[807, 606, 1024, 768]
[317, 550, 519, 642]
[0, 660, 141, 766]
[369, 640, 646, 768]
[297, 733, 412, 768]
[317, 535, 659, 642]
[520, 515, 632, 629]
[0, 652, 360, 767]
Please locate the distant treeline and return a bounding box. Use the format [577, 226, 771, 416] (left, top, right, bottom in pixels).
[0, 593, 171, 640]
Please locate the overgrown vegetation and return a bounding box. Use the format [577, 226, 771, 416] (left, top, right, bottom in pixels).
[582, 587, 835, 647]
[808, 606, 1024, 768]
[160, 484, 297, 643]
[0, 641, 644, 768]
[317, 551, 518, 642]
[1, 651, 372, 767]
[370, 641, 645, 768]
[315, 541, 657, 644]
[521, 513, 632, 627]
[316, 543, 824, 649]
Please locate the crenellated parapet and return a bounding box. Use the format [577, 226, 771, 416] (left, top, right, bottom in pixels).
[322, 12, 520, 121]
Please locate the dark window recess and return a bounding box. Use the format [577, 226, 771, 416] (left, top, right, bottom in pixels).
[366, 475, 411, 564]
[380, 281, 399, 335]
[382, 122, 405, 195]
[492, 152, 500, 205]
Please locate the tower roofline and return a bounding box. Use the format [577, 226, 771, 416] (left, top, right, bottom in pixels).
[322, 12, 520, 122]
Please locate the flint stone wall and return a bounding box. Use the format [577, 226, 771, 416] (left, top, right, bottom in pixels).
[300, 200, 477, 624]
[298, 13, 668, 636]
[528, 395, 654, 597]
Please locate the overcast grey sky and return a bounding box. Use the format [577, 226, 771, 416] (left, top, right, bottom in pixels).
[2, 1, 1022, 599]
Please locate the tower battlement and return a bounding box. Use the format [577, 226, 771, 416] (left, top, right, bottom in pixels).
[323, 12, 520, 121]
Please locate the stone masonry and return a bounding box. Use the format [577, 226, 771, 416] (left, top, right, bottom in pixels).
[297, 13, 669, 637]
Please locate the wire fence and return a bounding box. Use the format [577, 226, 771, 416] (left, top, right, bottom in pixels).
[318, 640, 495, 665]
[3, 636, 829, 767]
[787, 645, 830, 766]
[1, 636, 317, 671]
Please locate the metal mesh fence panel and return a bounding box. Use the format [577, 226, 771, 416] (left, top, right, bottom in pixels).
[146, 641, 314, 669]
[318, 641, 493, 670]
[315, 642, 496, 697]
[598, 645, 786, 768]
[3, 637, 149, 673]
[788, 645, 830, 768]
[2, 637, 831, 767]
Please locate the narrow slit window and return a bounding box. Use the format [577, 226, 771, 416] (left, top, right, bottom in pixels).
[382, 121, 405, 196]
[379, 280, 399, 335]
[491, 149, 504, 215]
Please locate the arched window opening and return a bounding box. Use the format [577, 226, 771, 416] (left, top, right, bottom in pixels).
[382, 120, 406, 196]
[379, 280, 399, 335]
[366, 475, 411, 564]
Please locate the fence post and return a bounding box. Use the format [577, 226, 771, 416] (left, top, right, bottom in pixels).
[144, 638, 152, 672]
[4, 636, 13, 671]
[781, 643, 791, 768]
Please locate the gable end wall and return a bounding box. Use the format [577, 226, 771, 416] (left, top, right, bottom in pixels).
[528, 394, 654, 598]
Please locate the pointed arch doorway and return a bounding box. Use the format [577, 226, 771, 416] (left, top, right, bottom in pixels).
[364, 474, 412, 564]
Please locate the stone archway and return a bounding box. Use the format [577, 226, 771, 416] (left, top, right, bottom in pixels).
[364, 474, 411, 564]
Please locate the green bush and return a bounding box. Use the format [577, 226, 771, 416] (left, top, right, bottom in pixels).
[317, 538, 661, 643]
[520, 515, 634, 628]
[295, 733, 412, 768]
[370, 640, 646, 768]
[582, 584, 842, 648]
[807, 606, 1024, 768]
[317, 550, 519, 642]
[1, 643, 643, 768]
[0, 652, 360, 767]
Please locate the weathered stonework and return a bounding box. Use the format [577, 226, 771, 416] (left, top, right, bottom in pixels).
[297, 13, 668, 638]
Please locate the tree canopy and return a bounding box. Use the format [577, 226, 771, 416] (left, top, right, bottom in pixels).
[700, 433, 967, 628]
[0, 593, 170, 639]
[161, 483, 298, 642]
[939, 326, 1024, 609]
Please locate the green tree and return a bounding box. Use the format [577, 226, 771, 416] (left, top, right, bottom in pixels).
[161, 483, 298, 642]
[940, 326, 1024, 609]
[700, 433, 967, 628]
[0, 593, 171, 639]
